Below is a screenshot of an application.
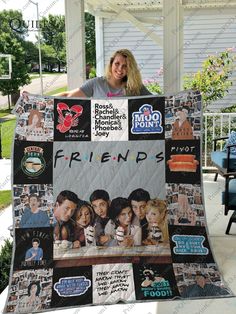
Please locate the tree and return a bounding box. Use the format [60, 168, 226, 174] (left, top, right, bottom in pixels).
[184, 50, 235, 110]
[85, 12, 96, 67]
[0, 10, 31, 108]
[40, 13, 96, 72]
[22, 40, 39, 68]
[0, 239, 12, 293]
[0, 33, 31, 108]
[40, 15, 66, 71]
[41, 44, 57, 71]
[0, 10, 27, 41]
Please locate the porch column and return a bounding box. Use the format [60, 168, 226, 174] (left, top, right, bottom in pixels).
[64, 0, 86, 89]
[95, 16, 105, 76]
[163, 0, 184, 94]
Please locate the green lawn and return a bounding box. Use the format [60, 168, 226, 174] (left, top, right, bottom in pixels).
[1, 118, 16, 158]
[45, 86, 67, 95]
[30, 72, 64, 80]
[30, 74, 41, 80]
[0, 190, 12, 211]
[0, 109, 12, 119]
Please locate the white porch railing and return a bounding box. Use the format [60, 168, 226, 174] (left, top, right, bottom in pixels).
[203, 112, 236, 169]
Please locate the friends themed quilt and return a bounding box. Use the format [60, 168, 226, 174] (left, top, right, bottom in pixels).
[4, 90, 233, 313]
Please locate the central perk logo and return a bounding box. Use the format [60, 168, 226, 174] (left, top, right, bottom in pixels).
[21, 146, 46, 177]
[131, 104, 163, 134]
[56, 102, 83, 133]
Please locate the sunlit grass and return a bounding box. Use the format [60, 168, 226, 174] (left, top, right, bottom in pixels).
[45, 86, 67, 95]
[0, 118, 16, 158]
[0, 190, 11, 211]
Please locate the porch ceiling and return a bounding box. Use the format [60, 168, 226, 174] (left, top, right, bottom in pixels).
[65, 0, 236, 93]
[85, 0, 236, 14]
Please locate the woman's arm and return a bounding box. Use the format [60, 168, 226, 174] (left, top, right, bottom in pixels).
[54, 88, 87, 97]
[73, 240, 81, 248]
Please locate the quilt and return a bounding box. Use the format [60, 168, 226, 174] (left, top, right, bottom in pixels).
[4, 90, 233, 313]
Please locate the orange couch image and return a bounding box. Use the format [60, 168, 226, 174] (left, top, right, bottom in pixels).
[167, 154, 199, 172]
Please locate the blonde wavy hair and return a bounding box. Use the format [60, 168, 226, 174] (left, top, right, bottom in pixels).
[105, 49, 143, 96]
[145, 198, 169, 242]
[145, 199, 167, 218]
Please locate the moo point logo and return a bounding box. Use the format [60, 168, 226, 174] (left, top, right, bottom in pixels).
[131, 104, 163, 134]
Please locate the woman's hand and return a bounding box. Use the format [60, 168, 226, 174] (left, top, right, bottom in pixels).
[142, 238, 157, 246]
[99, 235, 110, 245]
[73, 240, 81, 249]
[120, 235, 134, 247]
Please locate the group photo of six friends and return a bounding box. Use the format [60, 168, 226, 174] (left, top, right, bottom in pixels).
[53, 188, 169, 248]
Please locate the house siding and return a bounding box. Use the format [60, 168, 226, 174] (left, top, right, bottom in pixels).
[102, 8, 236, 111]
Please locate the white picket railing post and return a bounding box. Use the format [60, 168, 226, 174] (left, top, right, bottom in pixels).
[203, 112, 236, 169]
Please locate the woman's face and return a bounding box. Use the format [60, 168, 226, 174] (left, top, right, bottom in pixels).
[76, 206, 91, 227]
[146, 208, 163, 225]
[176, 109, 187, 121]
[111, 54, 128, 81]
[32, 114, 39, 126]
[118, 207, 132, 227]
[30, 284, 37, 296]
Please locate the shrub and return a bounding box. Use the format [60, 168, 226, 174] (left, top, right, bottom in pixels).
[0, 239, 13, 293]
[184, 50, 235, 110]
[89, 67, 96, 79]
[143, 78, 162, 94]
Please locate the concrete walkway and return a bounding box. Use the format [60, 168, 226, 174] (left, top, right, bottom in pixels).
[0, 205, 12, 250]
[0, 158, 12, 249]
[0, 74, 67, 109]
[0, 159, 11, 191]
[0, 114, 15, 123]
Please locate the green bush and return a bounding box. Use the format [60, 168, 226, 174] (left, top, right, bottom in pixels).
[88, 67, 96, 79]
[184, 50, 235, 110]
[221, 104, 236, 113]
[0, 239, 13, 293]
[143, 79, 162, 94]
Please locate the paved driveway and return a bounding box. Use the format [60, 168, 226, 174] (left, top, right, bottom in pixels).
[0, 73, 67, 109]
